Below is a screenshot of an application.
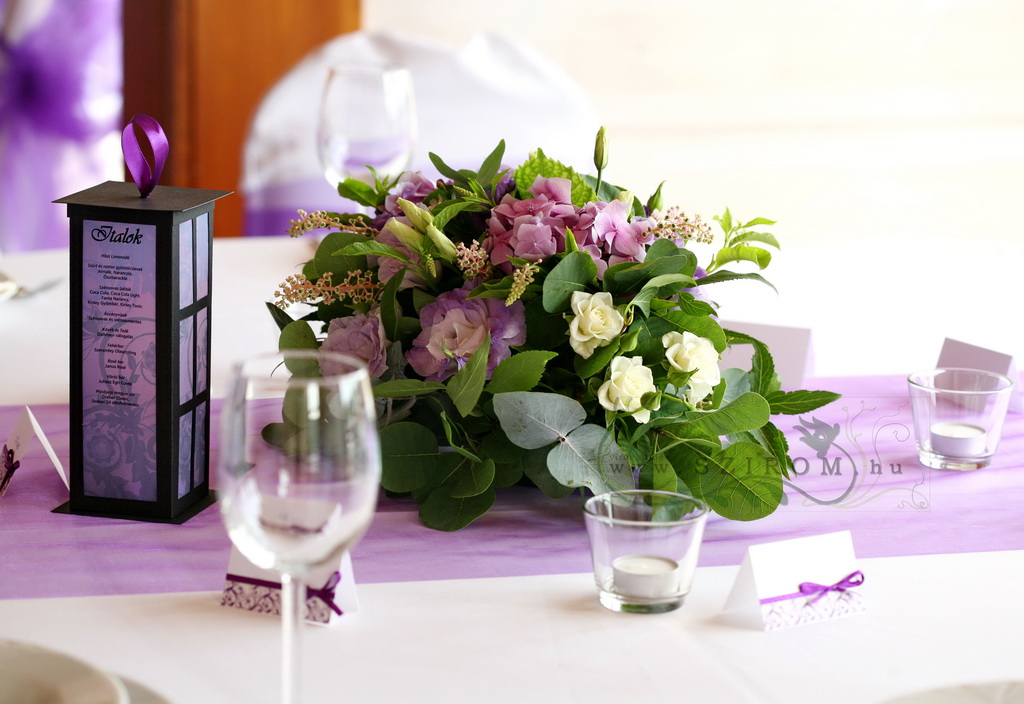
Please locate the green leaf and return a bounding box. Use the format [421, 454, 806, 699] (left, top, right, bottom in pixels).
[278, 321, 319, 376]
[692, 270, 778, 293]
[654, 309, 727, 353]
[428, 151, 465, 183]
[670, 392, 771, 437]
[522, 450, 574, 498]
[546, 424, 635, 494]
[310, 231, 369, 281]
[628, 273, 695, 316]
[708, 245, 772, 272]
[336, 179, 377, 207]
[514, 148, 597, 206]
[542, 251, 597, 313]
[373, 379, 446, 398]
[265, 301, 294, 333]
[695, 442, 783, 520]
[755, 421, 795, 479]
[445, 336, 490, 417]
[740, 217, 777, 229]
[377, 265, 403, 342]
[433, 200, 485, 231]
[379, 422, 439, 493]
[726, 330, 777, 396]
[573, 337, 621, 379]
[603, 250, 696, 299]
[419, 483, 496, 531]
[476, 139, 506, 185]
[729, 230, 781, 250]
[335, 241, 412, 264]
[765, 389, 842, 415]
[492, 392, 586, 449]
[450, 459, 495, 498]
[485, 351, 559, 394]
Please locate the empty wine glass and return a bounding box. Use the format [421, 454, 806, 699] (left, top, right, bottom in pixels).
[317, 63, 416, 187]
[218, 350, 381, 703]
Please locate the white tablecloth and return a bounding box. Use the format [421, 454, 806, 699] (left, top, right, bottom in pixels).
[1, 551, 1020, 704]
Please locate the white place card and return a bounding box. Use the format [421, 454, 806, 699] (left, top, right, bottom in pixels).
[221, 546, 359, 626]
[1, 407, 68, 499]
[723, 531, 866, 631]
[719, 321, 813, 388]
[937, 338, 1021, 413]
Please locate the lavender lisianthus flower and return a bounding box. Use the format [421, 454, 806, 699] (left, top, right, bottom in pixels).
[407, 283, 526, 381]
[370, 172, 438, 230]
[321, 310, 389, 379]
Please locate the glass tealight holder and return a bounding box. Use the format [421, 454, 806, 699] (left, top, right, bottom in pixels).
[908, 368, 1014, 471]
[583, 490, 709, 614]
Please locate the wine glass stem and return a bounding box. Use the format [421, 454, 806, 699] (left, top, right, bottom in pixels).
[281, 572, 304, 704]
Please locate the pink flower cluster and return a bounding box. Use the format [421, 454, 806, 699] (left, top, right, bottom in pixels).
[485, 176, 656, 277]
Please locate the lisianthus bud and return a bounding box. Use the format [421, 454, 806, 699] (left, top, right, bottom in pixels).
[594, 126, 608, 172]
[426, 224, 458, 261]
[384, 217, 423, 251]
[615, 190, 634, 205]
[397, 197, 433, 232]
[646, 181, 665, 213]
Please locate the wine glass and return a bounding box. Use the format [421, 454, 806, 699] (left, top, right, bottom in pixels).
[218, 350, 381, 704]
[316, 63, 417, 188]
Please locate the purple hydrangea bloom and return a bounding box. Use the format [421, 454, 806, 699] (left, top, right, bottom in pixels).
[485, 177, 579, 272]
[321, 311, 389, 379]
[407, 283, 526, 381]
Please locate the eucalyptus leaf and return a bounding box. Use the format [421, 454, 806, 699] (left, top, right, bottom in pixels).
[265, 301, 294, 333]
[546, 424, 634, 494]
[450, 459, 495, 498]
[278, 321, 319, 376]
[379, 422, 439, 493]
[419, 484, 496, 531]
[492, 392, 587, 449]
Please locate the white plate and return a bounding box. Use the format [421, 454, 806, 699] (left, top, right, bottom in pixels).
[884, 682, 1024, 703]
[0, 640, 128, 704]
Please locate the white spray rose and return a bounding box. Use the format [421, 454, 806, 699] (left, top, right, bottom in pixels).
[597, 356, 659, 423]
[567, 291, 624, 358]
[661, 331, 721, 405]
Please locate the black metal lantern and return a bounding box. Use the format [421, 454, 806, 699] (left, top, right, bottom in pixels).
[56, 181, 230, 522]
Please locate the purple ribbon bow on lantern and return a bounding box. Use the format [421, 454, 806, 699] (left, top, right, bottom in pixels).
[121, 114, 169, 198]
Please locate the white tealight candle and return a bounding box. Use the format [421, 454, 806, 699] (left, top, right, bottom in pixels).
[612, 555, 680, 599]
[930, 421, 987, 457]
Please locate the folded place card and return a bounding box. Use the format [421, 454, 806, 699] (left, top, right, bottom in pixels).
[719, 321, 813, 389]
[724, 530, 866, 631]
[937, 338, 1021, 414]
[221, 547, 359, 626]
[1, 407, 68, 499]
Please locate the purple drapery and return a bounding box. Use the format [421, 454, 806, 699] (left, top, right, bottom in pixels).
[0, 0, 122, 253]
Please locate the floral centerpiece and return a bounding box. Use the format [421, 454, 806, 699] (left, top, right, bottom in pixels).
[269, 130, 839, 531]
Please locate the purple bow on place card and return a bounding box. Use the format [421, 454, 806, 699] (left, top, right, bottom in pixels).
[121, 114, 168, 198]
[224, 571, 344, 616]
[760, 570, 865, 605]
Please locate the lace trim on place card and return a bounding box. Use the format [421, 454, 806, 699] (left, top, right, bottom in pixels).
[221, 577, 338, 624]
[761, 589, 866, 631]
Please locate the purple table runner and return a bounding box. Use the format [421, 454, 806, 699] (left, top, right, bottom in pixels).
[2, 374, 1022, 600]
